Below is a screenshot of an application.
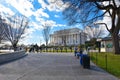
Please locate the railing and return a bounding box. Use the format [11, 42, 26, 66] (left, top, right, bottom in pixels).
[89, 52, 120, 78]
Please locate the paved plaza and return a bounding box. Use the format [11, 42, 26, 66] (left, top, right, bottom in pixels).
[0, 52, 119, 80]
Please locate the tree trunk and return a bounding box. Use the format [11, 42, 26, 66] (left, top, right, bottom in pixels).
[13, 43, 17, 51]
[110, 12, 120, 54]
[112, 14, 120, 54]
[112, 33, 120, 54]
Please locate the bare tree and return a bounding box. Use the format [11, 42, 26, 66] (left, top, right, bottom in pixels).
[2, 14, 29, 51]
[53, 0, 120, 54]
[84, 26, 105, 40]
[0, 15, 6, 43]
[42, 24, 51, 46]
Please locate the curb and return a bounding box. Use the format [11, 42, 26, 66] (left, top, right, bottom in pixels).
[0, 51, 28, 65]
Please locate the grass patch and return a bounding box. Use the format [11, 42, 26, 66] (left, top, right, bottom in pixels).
[89, 52, 120, 78]
[42, 49, 74, 53]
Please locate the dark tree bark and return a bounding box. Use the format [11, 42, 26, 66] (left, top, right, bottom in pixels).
[12, 43, 17, 51]
[111, 16, 120, 54]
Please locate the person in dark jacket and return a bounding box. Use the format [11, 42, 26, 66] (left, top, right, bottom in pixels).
[74, 46, 78, 56]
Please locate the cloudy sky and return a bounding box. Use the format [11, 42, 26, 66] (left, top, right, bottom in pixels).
[0, 0, 77, 45]
[0, 0, 111, 46]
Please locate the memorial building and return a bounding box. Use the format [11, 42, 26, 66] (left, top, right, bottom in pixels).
[50, 28, 87, 46]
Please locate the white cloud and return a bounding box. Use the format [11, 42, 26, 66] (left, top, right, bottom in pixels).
[37, 0, 69, 12]
[38, 20, 56, 30]
[96, 15, 111, 30]
[20, 35, 45, 46]
[34, 8, 49, 18]
[43, 20, 56, 26]
[0, 0, 68, 45]
[31, 21, 43, 30]
[37, 0, 66, 12]
[38, 0, 47, 9]
[115, 0, 120, 7]
[20, 29, 45, 45]
[54, 15, 60, 18]
[34, 16, 66, 30]
[54, 24, 66, 27]
[35, 16, 45, 23]
[0, 4, 15, 15]
[19, 35, 34, 45]
[47, 0, 69, 12]
[1, 0, 50, 37]
[103, 0, 120, 7]
[5, 0, 34, 17]
[37, 0, 58, 12]
[19, 27, 36, 45]
[24, 27, 36, 34]
[41, 19, 66, 29]
[95, 13, 112, 36]
[0, 0, 65, 29]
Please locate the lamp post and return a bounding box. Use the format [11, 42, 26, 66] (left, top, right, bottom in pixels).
[80, 32, 81, 46]
[79, 31, 82, 46]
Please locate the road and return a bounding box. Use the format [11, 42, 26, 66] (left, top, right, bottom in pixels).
[0, 52, 119, 80]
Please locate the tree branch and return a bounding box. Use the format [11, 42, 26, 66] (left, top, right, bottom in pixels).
[95, 1, 114, 10]
[95, 23, 110, 32]
[112, 0, 117, 8]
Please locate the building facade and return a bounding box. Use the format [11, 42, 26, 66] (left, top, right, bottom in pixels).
[100, 37, 120, 52]
[50, 28, 87, 46]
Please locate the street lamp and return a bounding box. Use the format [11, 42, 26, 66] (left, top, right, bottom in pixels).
[79, 31, 82, 46]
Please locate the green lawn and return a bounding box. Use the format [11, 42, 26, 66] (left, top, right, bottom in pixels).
[42, 49, 74, 53]
[89, 52, 120, 78]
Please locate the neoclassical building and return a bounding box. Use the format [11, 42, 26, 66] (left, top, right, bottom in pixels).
[49, 28, 87, 46]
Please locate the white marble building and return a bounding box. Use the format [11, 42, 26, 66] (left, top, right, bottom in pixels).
[50, 28, 87, 46]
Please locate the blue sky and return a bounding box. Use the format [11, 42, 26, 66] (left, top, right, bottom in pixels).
[0, 0, 111, 46]
[0, 0, 80, 45]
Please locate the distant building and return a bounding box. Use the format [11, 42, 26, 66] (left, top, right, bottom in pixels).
[100, 37, 120, 52]
[49, 28, 87, 46]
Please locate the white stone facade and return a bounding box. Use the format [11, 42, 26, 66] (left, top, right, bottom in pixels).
[50, 28, 87, 46]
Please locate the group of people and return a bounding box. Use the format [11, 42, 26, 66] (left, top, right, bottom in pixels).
[28, 44, 42, 53]
[74, 46, 84, 59]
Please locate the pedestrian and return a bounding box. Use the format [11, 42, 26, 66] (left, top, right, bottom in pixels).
[39, 47, 42, 53]
[74, 46, 78, 56]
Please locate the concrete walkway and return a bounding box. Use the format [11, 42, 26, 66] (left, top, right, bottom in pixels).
[0, 52, 119, 80]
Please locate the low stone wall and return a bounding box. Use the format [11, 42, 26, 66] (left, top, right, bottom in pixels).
[0, 51, 27, 64]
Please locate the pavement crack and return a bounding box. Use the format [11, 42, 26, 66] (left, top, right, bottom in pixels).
[15, 68, 37, 80]
[16, 73, 27, 80]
